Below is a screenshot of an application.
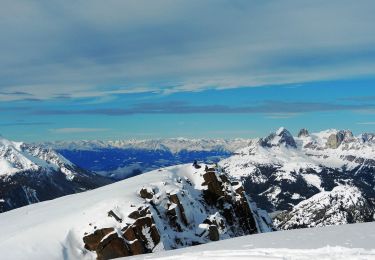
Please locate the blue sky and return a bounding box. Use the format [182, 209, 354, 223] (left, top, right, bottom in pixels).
[1, 0, 375, 141]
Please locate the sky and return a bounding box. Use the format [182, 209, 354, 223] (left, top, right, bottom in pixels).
[1, 0, 375, 141]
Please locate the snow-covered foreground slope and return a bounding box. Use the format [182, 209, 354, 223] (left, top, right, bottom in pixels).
[220, 127, 375, 229]
[0, 163, 272, 260]
[0, 136, 112, 212]
[128, 222, 375, 260]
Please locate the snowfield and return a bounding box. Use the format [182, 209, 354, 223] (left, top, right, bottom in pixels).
[128, 222, 375, 260]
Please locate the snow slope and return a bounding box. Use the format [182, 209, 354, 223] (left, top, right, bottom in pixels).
[128, 222, 375, 260]
[0, 163, 271, 260]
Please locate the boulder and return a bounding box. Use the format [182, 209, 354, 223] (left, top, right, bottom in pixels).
[96, 233, 130, 260]
[83, 228, 114, 251]
[208, 225, 220, 241]
[139, 188, 154, 200]
[128, 239, 145, 255]
[128, 210, 141, 220]
[122, 226, 136, 241]
[107, 210, 122, 223]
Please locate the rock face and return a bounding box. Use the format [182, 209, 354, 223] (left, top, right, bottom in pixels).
[82, 164, 273, 259]
[298, 128, 309, 138]
[83, 213, 160, 259]
[326, 130, 354, 149]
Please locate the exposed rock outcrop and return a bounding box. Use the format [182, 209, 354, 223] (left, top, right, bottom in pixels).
[326, 130, 354, 149]
[82, 164, 273, 259]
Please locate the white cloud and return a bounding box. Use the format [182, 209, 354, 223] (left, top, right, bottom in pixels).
[1, 0, 375, 101]
[50, 128, 109, 134]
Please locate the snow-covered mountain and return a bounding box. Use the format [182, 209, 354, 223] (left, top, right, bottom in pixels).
[42, 138, 251, 153]
[220, 127, 375, 229]
[128, 221, 375, 260]
[0, 136, 112, 212]
[41, 138, 251, 180]
[0, 163, 273, 260]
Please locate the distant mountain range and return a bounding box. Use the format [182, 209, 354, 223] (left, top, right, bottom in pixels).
[2, 128, 375, 231]
[220, 127, 375, 229]
[41, 138, 251, 180]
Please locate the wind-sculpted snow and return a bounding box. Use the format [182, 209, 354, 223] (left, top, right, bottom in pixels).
[220, 127, 375, 229]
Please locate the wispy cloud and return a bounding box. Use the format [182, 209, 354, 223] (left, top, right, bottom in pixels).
[31, 100, 375, 116]
[49, 128, 109, 134]
[0, 0, 375, 100]
[0, 121, 52, 127]
[356, 122, 375, 125]
[265, 113, 300, 119]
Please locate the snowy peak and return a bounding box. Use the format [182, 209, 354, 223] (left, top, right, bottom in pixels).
[326, 130, 354, 149]
[0, 136, 113, 213]
[0, 136, 74, 177]
[275, 185, 374, 229]
[297, 128, 309, 138]
[260, 127, 297, 148]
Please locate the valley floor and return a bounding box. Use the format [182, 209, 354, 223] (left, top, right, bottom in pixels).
[128, 222, 375, 260]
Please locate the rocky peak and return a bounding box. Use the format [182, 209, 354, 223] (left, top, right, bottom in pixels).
[260, 127, 297, 148]
[297, 128, 310, 138]
[361, 133, 375, 143]
[326, 130, 354, 149]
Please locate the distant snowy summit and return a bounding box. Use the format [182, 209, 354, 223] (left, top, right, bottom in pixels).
[42, 138, 252, 153]
[0, 136, 112, 212]
[220, 127, 375, 229]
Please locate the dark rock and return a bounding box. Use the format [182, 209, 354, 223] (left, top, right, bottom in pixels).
[168, 193, 188, 225]
[107, 210, 122, 223]
[122, 226, 137, 241]
[193, 160, 201, 169]
[83, 227, 114, 251]
[298, 128, 309, 137]
[128, 210, 141, 220]
[96, 233, 130, 260]
[208, 225, 220, 241]
[139, 188, 154, 199]
[202, 171, 225, 204]
[150, 225, 161, 245]
[128, 239, 146, 255]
